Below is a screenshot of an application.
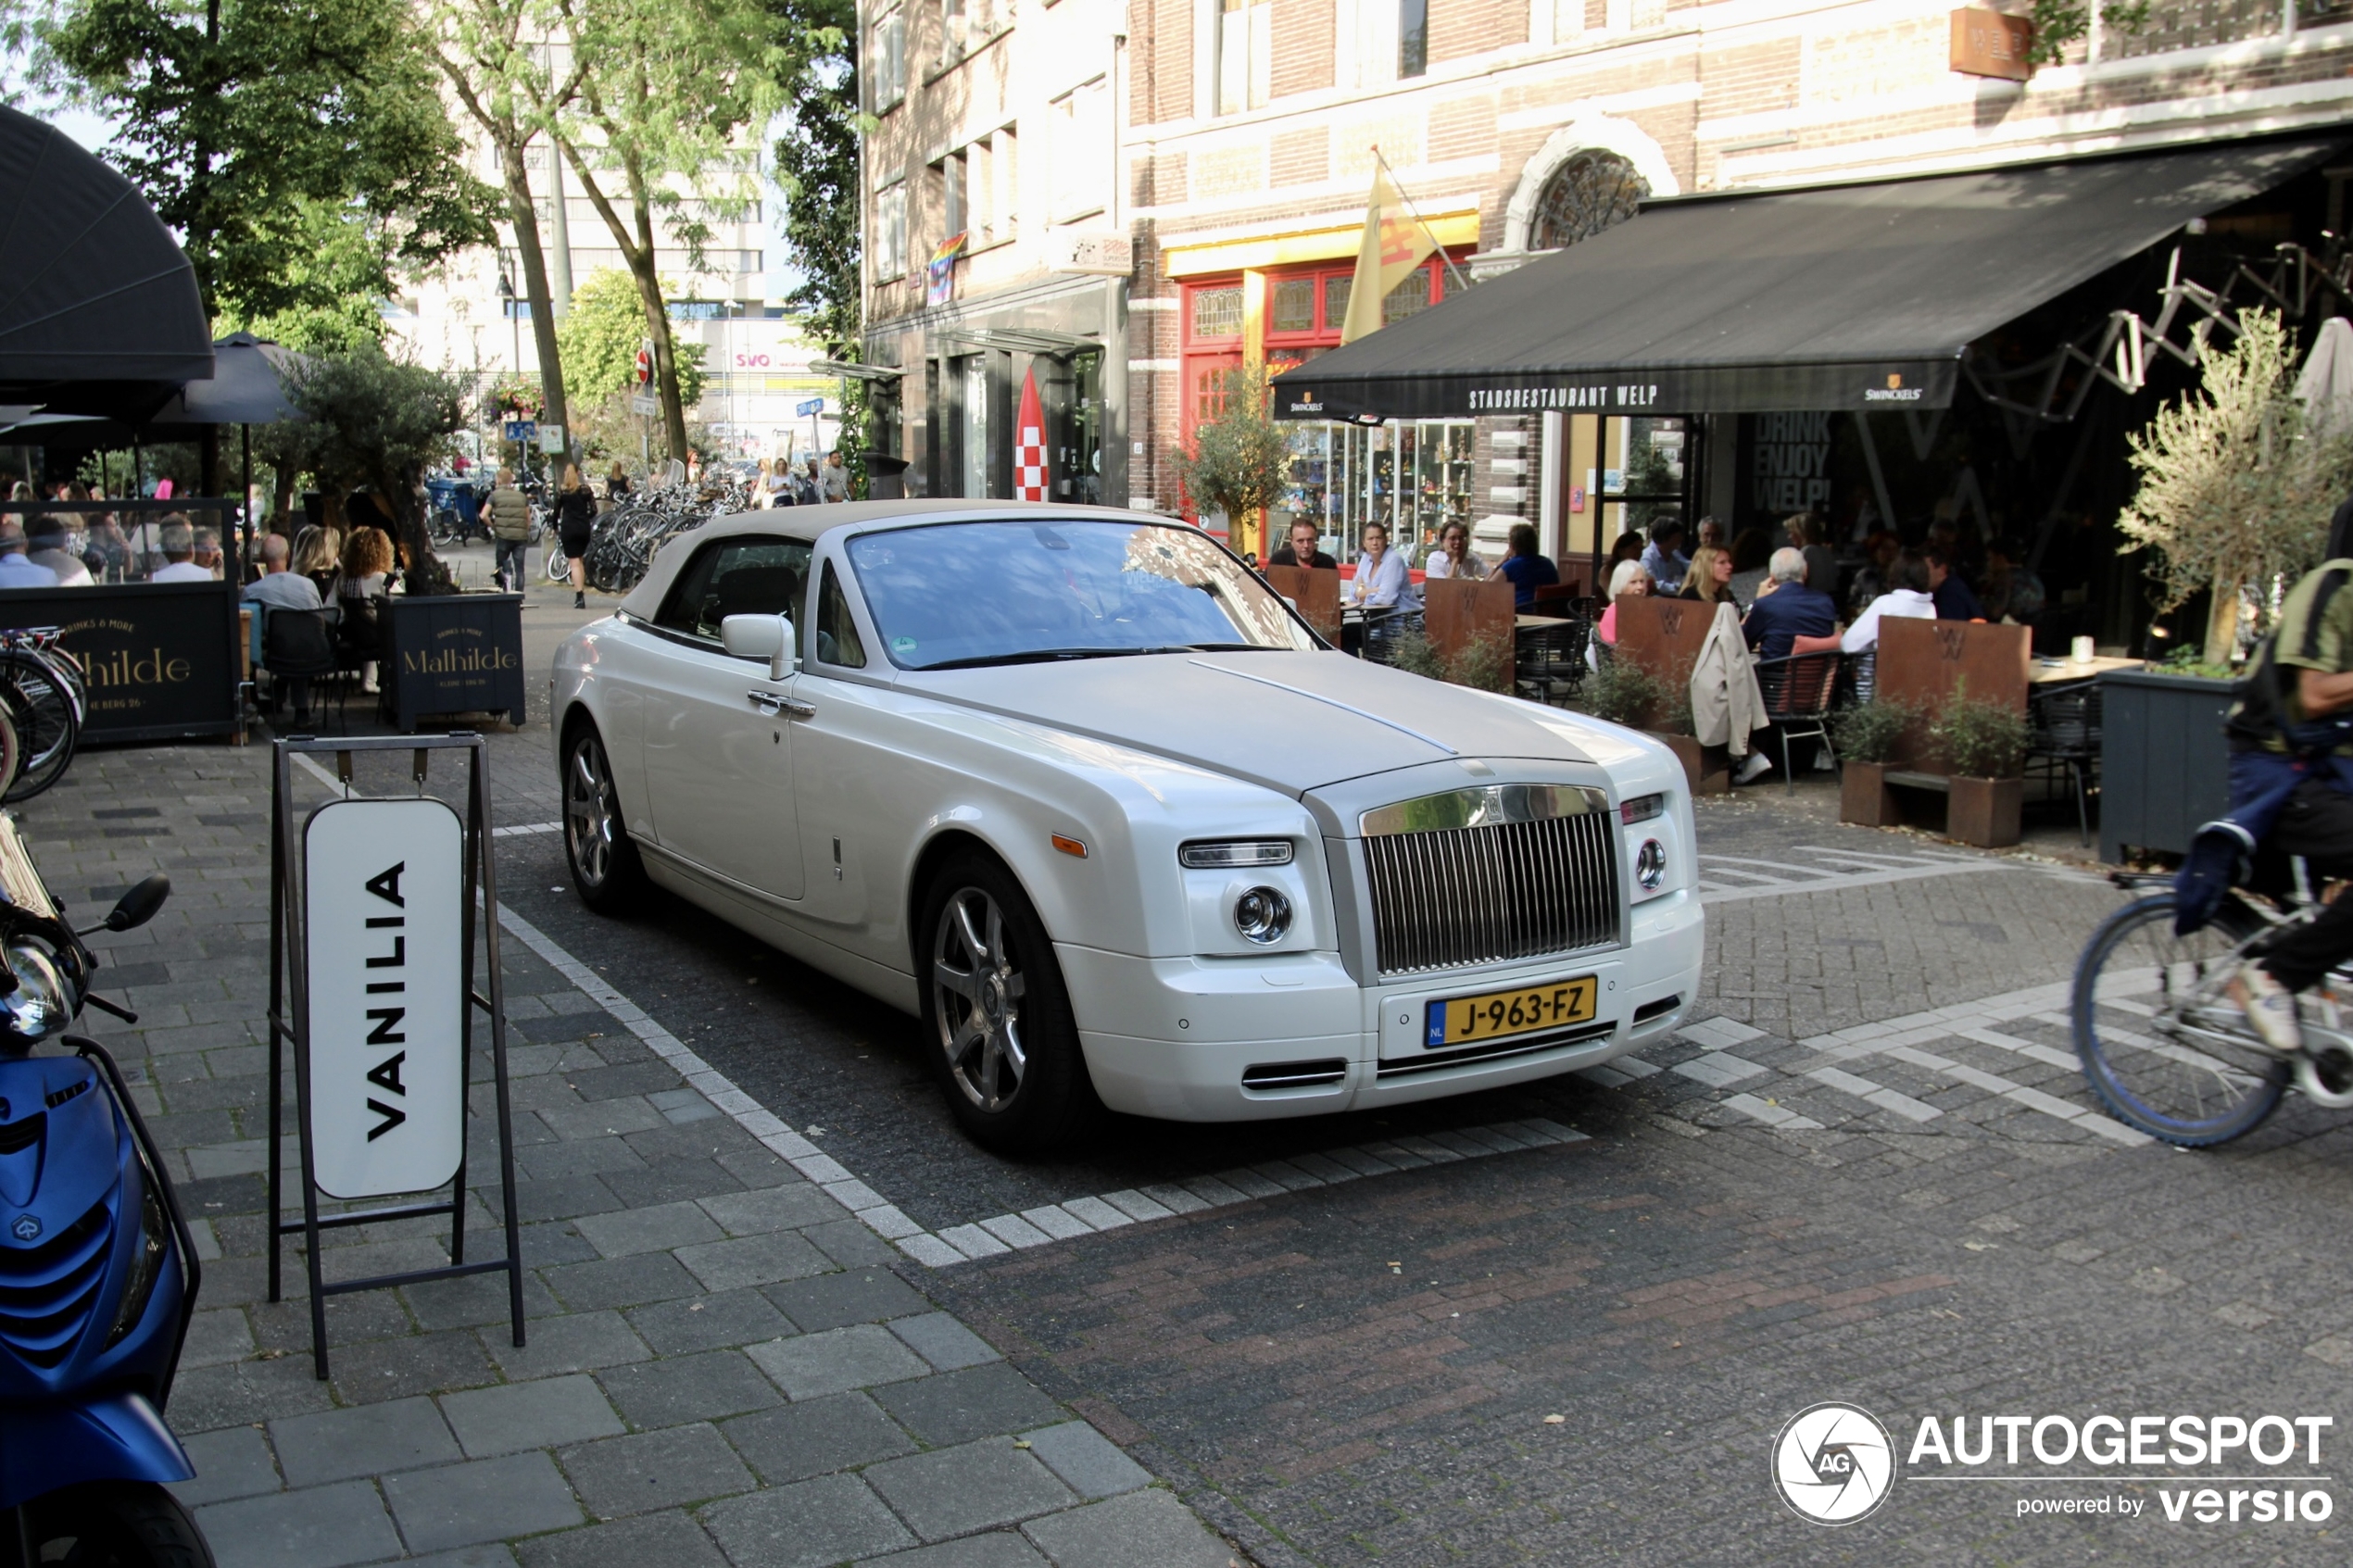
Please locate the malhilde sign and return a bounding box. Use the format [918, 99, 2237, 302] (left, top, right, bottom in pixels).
[301, 797, 465, 1198]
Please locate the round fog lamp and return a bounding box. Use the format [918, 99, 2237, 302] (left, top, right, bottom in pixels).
[1233, 886, 1293, 945]
[1635, 839, 1667, 892]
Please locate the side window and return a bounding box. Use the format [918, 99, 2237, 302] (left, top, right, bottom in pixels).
[813, 560, 867, 669]
[654, 537, 811, 641]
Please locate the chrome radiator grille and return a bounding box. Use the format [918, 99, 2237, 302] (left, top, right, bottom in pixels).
[1359, 786, 1620, 976]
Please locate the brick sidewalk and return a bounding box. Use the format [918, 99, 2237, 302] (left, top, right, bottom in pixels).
[21, 740, 1239, 1568]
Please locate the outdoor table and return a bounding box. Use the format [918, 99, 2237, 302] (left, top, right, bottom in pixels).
[2031, 655, 2139, 684]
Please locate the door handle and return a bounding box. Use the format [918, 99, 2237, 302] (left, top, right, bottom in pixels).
[748, 691, 816, 721]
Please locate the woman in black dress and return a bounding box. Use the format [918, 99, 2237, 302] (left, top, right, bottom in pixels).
[555, 463, 598, 608]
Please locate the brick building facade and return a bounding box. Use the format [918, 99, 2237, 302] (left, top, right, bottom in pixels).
[862, 0, 2353, 565]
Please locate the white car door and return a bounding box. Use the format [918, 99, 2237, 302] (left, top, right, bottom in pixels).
[636, 534, 811, 900]
[786, 556, 894, 944]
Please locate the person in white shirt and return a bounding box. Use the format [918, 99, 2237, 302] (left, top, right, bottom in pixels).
[149, 519, 213, 583]
[1841, 549, 1937, 654]
[1343, 521, 1417, 610]
[1420, 520, 1487, 582]
[241, 533, 324, 610]
[24, 516, 93, 585]
[0, 521, 59, 588]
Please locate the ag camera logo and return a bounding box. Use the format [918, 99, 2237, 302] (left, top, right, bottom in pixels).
[1774, 1402, 1895, 1524]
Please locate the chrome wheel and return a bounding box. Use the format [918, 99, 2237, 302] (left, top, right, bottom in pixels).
[566, 735, 621, 887]
[933, 887, 1028, 1111]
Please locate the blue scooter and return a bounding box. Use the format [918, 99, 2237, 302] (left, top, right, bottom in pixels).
[0, 817, 210, 1567]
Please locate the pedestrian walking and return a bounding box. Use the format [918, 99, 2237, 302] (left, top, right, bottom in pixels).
[822, 449, 850, 504]
[554, 462, 597, 608]
[486, 467, 533, 592]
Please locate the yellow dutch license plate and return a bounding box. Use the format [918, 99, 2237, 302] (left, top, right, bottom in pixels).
[1426, 976, 1600, 1048]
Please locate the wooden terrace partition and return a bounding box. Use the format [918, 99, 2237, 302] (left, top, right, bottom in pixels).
[1876, 618, 2031, 771]
[1614, 595, 1717, 694]
[1264, 564, 1342, 644]
[1422, 577, 1516, 663]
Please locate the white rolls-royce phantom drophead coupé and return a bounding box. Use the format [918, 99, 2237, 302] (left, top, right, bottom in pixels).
[552, 503, 1704, 1153]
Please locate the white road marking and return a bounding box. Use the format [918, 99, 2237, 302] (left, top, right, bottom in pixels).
[1697, 843, 2016, 905]
[494, 821, 561, 838]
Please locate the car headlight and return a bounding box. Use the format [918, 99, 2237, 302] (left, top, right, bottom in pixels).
[1635, 838, 1667, 892]
[1232, 886, 1293, 945]
[0, 940, 73, 1044]
[1181, 839, 1294, 870]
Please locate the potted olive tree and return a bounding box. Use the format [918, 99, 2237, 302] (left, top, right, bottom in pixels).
[1932, 696, 2030, 848]
[1165, 362, 1294, 558]
[1579, 660, 1722, 793]
[2108, 309, 2353, 859]
[1830, 699, 1917, 828]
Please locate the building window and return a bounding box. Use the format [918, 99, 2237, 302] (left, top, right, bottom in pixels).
[1189, 284, 1244, 340]
[1530, 150, 1648, 251]
[962, 356, 991, 497]
[1217, 0, 1272, 115]
[869, 6, 907, 110]
[1051, 78, 1110, 220]
[1270, 276, 1316, 334]
[941, 151, 967, 239]
[874, 181, 908, 277]
[1399, 0, 1427, 77]
[939, 0, 964, 64]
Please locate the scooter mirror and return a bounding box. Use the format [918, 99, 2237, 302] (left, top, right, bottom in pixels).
[105, 874, 171, 932]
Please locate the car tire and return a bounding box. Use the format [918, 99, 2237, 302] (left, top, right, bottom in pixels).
[563, 722, 647, 913]
[919, 851, 1103, 1156]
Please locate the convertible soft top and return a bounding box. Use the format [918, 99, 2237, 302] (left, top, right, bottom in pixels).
[614, 500, 1190, 622]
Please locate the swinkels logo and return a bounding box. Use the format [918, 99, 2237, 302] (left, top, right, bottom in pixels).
[1773, 1403, 1895, 1524]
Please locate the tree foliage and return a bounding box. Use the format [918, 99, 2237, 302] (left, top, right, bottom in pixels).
[2119, 310, 2353, 664]
[286, 341, 471, 591]
[2024, 0, 2149, 67]
[556, 268, 706, 406]
[767, 0, 863, 486]
[1166, 364, 1296, 529]
[540, 0, 789, 461]
[37, 0, 497, 321]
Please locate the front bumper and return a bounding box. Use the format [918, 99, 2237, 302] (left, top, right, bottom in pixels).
[1059, 889, 1705, 1122]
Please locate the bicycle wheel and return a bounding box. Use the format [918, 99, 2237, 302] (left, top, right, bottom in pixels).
[2072, 892, 2286, 1146]
[0, 650, 82, 802]
[0, 700, 21, 800]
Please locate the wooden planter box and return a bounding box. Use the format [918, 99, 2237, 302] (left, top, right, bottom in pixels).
[2099, 668, 2232, 864]
[1648, 730, 1730, 796]
[1840, 760, 1901, 826]
[1948, 775, 2023, 848]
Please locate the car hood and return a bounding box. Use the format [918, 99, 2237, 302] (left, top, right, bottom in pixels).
[907, 650, 1622, 797]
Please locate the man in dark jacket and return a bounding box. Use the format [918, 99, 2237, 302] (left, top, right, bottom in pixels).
[1266, 518, 1336, 570]
[1742, 547, 1838, 660]
[1927, 545, 1984, 621]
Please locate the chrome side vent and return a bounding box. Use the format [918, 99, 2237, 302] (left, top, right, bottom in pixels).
[1240, 1059, 1349, 1091]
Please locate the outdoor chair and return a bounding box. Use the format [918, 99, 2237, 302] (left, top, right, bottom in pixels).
[1361, 605, 1424, 664]
[1514, 617, 1588, 706]
[1840, 647, 1878, 707]
[1753, 649, 1843, 794]
[261, 605, 345, 733]
[2027, 678, 2102, 847]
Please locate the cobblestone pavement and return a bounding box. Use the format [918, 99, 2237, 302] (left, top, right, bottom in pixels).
[19, 732, 1239, 1568]
[27, 574, 2353, 1565]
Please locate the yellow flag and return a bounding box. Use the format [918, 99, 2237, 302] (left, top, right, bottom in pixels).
[1340, 168, 1437, 345]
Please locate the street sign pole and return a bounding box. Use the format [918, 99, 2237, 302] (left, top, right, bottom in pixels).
[266, 734, 526, 1379]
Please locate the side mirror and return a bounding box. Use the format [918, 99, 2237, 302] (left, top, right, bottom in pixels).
[106, 873, 171, 932]
[721, 613, 796, 681]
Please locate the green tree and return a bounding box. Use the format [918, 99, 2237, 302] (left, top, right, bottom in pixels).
[767, 0, 862, 484]
[2119, 310, 2353, 665]
[556, 268, 706, 406]
[1166, 364, 1295, 546]
[287, 340, 472, 592]
[537, 0, 790, 463]
[217, 199, 397, 353]
[37, 0, 496, 324]
[2024, 0, 2149, 67]
[430, 0, 574, 441]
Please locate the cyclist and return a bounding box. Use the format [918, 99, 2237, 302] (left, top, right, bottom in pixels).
[2219, 512, 2353, 1052]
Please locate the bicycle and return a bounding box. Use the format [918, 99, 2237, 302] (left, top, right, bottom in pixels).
[0, 627, 85, 802]
[2072, 869, 2353, 1146]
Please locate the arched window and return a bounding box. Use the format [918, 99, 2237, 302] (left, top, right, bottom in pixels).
[1529, 150, 1648, 252]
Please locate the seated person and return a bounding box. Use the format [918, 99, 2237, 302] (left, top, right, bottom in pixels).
[193, 527, 225, 579]
[1343, 520, 1416, 610]
[149, 519, 212, 583]
[1743, 547, 1839, 661]
[1726, 527, 1773, 609]
[242, 533, 324, 610]
[0, 521, 58, 587]
[1491, 522, 1560, 608]
[1421, 520, 1486, 581]
[1927, 545, 1984, 621]
[1595, 558, 1651, 646]
[1266, 518, 1337, 570]
[1980, 536, 2045, 623]
[1842, 549, 1936, 653]
[1640, 520, 1690, 596]
[1678, 546, 1736, 606]
[24, 515, 92, 585]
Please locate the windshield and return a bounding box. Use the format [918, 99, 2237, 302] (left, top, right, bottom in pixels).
[845, 519, 1318, 670]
